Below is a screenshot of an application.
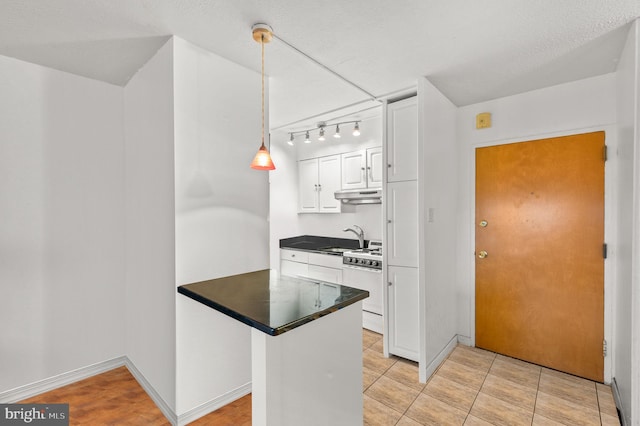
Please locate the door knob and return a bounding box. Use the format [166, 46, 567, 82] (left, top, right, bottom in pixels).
[479, 220, 488, 227]
[478, 250, 488, 259]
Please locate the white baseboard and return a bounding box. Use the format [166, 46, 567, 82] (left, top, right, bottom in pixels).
[123, 359, 177, 425]
[610, 377, 627, 426]
[0, 356, 127, 403]
[457, 335, 472, 347]
[0, 357, 254, 426]
[421, 334, 458, 383]
[362, 311, 383, 334]
[176, 382, 251, 426]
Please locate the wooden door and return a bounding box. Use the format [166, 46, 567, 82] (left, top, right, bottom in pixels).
[475, 132, 605, 382]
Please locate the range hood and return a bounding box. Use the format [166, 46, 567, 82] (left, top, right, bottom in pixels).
[334, 188, 382, 205]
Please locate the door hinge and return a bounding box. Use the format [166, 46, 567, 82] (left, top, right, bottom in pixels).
[603, 243, 608, 259]
[603, 145, 608, 162]
[603, 339, 607, 357]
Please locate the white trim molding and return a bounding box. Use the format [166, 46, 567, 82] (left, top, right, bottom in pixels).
[176, 382, 251, 426]
[0, 356, 127, 404]
[421, 335, 458, 382]
[123, 358, 177, 425]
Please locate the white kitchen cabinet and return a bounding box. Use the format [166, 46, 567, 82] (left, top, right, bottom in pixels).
[280, 249, 343, 285]
[298, 155, 341, 213]
[387, 265, 420, 361]
[341, 147, 382, 190]
[386, 180, 418, 267]
[386, 97, 417, 182]
[308, 264, 343, 284]
[281, 259, 309, 278]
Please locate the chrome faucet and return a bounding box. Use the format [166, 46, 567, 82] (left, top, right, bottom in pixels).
[343, 225, 365, 249]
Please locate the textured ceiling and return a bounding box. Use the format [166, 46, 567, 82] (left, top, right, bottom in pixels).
[1, 0, 638, 132]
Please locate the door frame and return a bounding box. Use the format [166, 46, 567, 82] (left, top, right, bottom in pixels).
[464, 125, 616, 383]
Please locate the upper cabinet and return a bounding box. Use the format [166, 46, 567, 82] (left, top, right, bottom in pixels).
[341, 147, 383, 190]
[387, 97, 418, 182]
[298, 155, 342, 213]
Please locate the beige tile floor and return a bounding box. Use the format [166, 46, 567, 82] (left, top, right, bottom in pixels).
[362, 329, 621, 426]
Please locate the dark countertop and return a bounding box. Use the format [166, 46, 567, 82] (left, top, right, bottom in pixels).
[177, 269, 369, 336]
[280, 235, 364, 256]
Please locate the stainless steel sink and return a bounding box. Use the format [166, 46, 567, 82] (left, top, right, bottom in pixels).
[318, 247, 352, 253]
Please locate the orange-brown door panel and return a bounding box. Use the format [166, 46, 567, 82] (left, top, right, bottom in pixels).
[475, 131, 605, 382]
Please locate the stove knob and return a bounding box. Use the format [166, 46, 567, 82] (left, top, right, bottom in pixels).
[371, 261, 378, 267]
[366, 260, 372, 265]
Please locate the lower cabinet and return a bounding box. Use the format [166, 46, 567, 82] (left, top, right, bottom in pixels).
[280, 249, 343, 284]
[387, 265, 419, 362]
[308, 264, 343, 284]
[281, 259, 308, 278]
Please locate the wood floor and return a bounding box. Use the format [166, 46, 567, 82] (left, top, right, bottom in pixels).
[19, 331, 620, 425]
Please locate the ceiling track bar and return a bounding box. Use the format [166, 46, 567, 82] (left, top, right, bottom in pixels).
[271, 100, 381, 132]
[270, 84, 416, 131]
[272, 33, 379, 102]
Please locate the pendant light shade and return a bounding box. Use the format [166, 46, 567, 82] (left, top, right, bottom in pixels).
[250, 23, 275, 170]
[251, 144, 275, 170]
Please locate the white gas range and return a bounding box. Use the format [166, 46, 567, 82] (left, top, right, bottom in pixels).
[342, 240, 382, 270]
[341, 240, 383, 333]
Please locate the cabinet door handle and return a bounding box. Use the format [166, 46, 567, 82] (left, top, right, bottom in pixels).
[318, 184, 322, 191]
[388, 281, 393, 286]
[388, 219, 392, 223]
[314, 184, 318, 191]
[388, 164, 392, 168]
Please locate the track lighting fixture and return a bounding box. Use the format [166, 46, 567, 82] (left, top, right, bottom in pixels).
[284, 120, 361, 146]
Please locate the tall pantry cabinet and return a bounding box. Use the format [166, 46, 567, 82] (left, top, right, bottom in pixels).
[384, 96, 420, 362]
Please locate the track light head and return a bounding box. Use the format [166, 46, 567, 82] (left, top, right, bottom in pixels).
[318, 127, 325, 141]
[288, 133, 294, 146]
[334, 124, 341, 138]
[304, 131, 311, 143]
[352, 122, 360, 136]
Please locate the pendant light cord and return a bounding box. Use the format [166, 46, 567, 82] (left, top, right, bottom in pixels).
[261, 33, 265, 148]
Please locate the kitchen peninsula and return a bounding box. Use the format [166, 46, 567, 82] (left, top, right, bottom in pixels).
[177, 269, 368, 425]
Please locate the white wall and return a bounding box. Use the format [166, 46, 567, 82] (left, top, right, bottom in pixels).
[0, 55, 125, 393]
[418, 78, 458, 374]
[455, 74, 617, 360]
[124, 39, 177, 411]
[173, 38, 268, 415]
[268, 141, 301, 271]
[614, 19, 639, 426]
[269, 115, 383, 270]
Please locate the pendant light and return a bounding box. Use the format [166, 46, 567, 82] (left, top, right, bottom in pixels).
[250, 23, 276, 170]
